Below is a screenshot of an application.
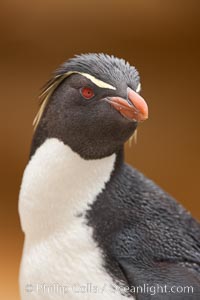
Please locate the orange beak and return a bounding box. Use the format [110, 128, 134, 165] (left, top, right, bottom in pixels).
[107, 87, 148, 122]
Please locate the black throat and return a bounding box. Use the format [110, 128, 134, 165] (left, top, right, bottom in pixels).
[30, 120, 126, 163]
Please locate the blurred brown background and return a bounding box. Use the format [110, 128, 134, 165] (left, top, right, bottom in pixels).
[0, 0, 200, 299]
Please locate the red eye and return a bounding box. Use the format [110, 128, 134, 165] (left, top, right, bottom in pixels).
[81, 87, 94, 99]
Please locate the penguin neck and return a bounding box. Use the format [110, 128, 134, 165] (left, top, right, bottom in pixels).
[20, 138, 119, 242]
[30, 114, 127, 160]
[30, 122, 126, 162]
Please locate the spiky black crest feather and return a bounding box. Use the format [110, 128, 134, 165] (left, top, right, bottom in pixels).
[56, 53, 140, 91]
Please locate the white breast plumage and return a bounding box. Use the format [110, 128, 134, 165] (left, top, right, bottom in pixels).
[19, 138, 132, 300]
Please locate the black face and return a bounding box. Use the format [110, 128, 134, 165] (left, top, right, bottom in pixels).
[31, 54, 141, 159]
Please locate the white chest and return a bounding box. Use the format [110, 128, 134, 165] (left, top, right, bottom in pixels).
[19, 138, 132, 299]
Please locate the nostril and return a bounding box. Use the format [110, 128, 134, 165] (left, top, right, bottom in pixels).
[127, 98, 135, 107]
[127, 87, 148, 121]
[126, 95, 139, 112]
[126, 87, 138, 108]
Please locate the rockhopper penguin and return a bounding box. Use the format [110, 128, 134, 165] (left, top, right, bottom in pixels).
[19, 53, 200, 300]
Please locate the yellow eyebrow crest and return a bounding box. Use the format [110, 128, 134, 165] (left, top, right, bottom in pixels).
[78, 72, 116, 90]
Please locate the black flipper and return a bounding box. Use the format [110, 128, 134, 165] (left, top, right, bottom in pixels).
[118, 257, 200, 299]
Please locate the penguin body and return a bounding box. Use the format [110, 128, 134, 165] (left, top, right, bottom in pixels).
[19, 54, 200, 300]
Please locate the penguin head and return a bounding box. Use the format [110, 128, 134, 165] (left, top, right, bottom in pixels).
[32, 53, 148, 159]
